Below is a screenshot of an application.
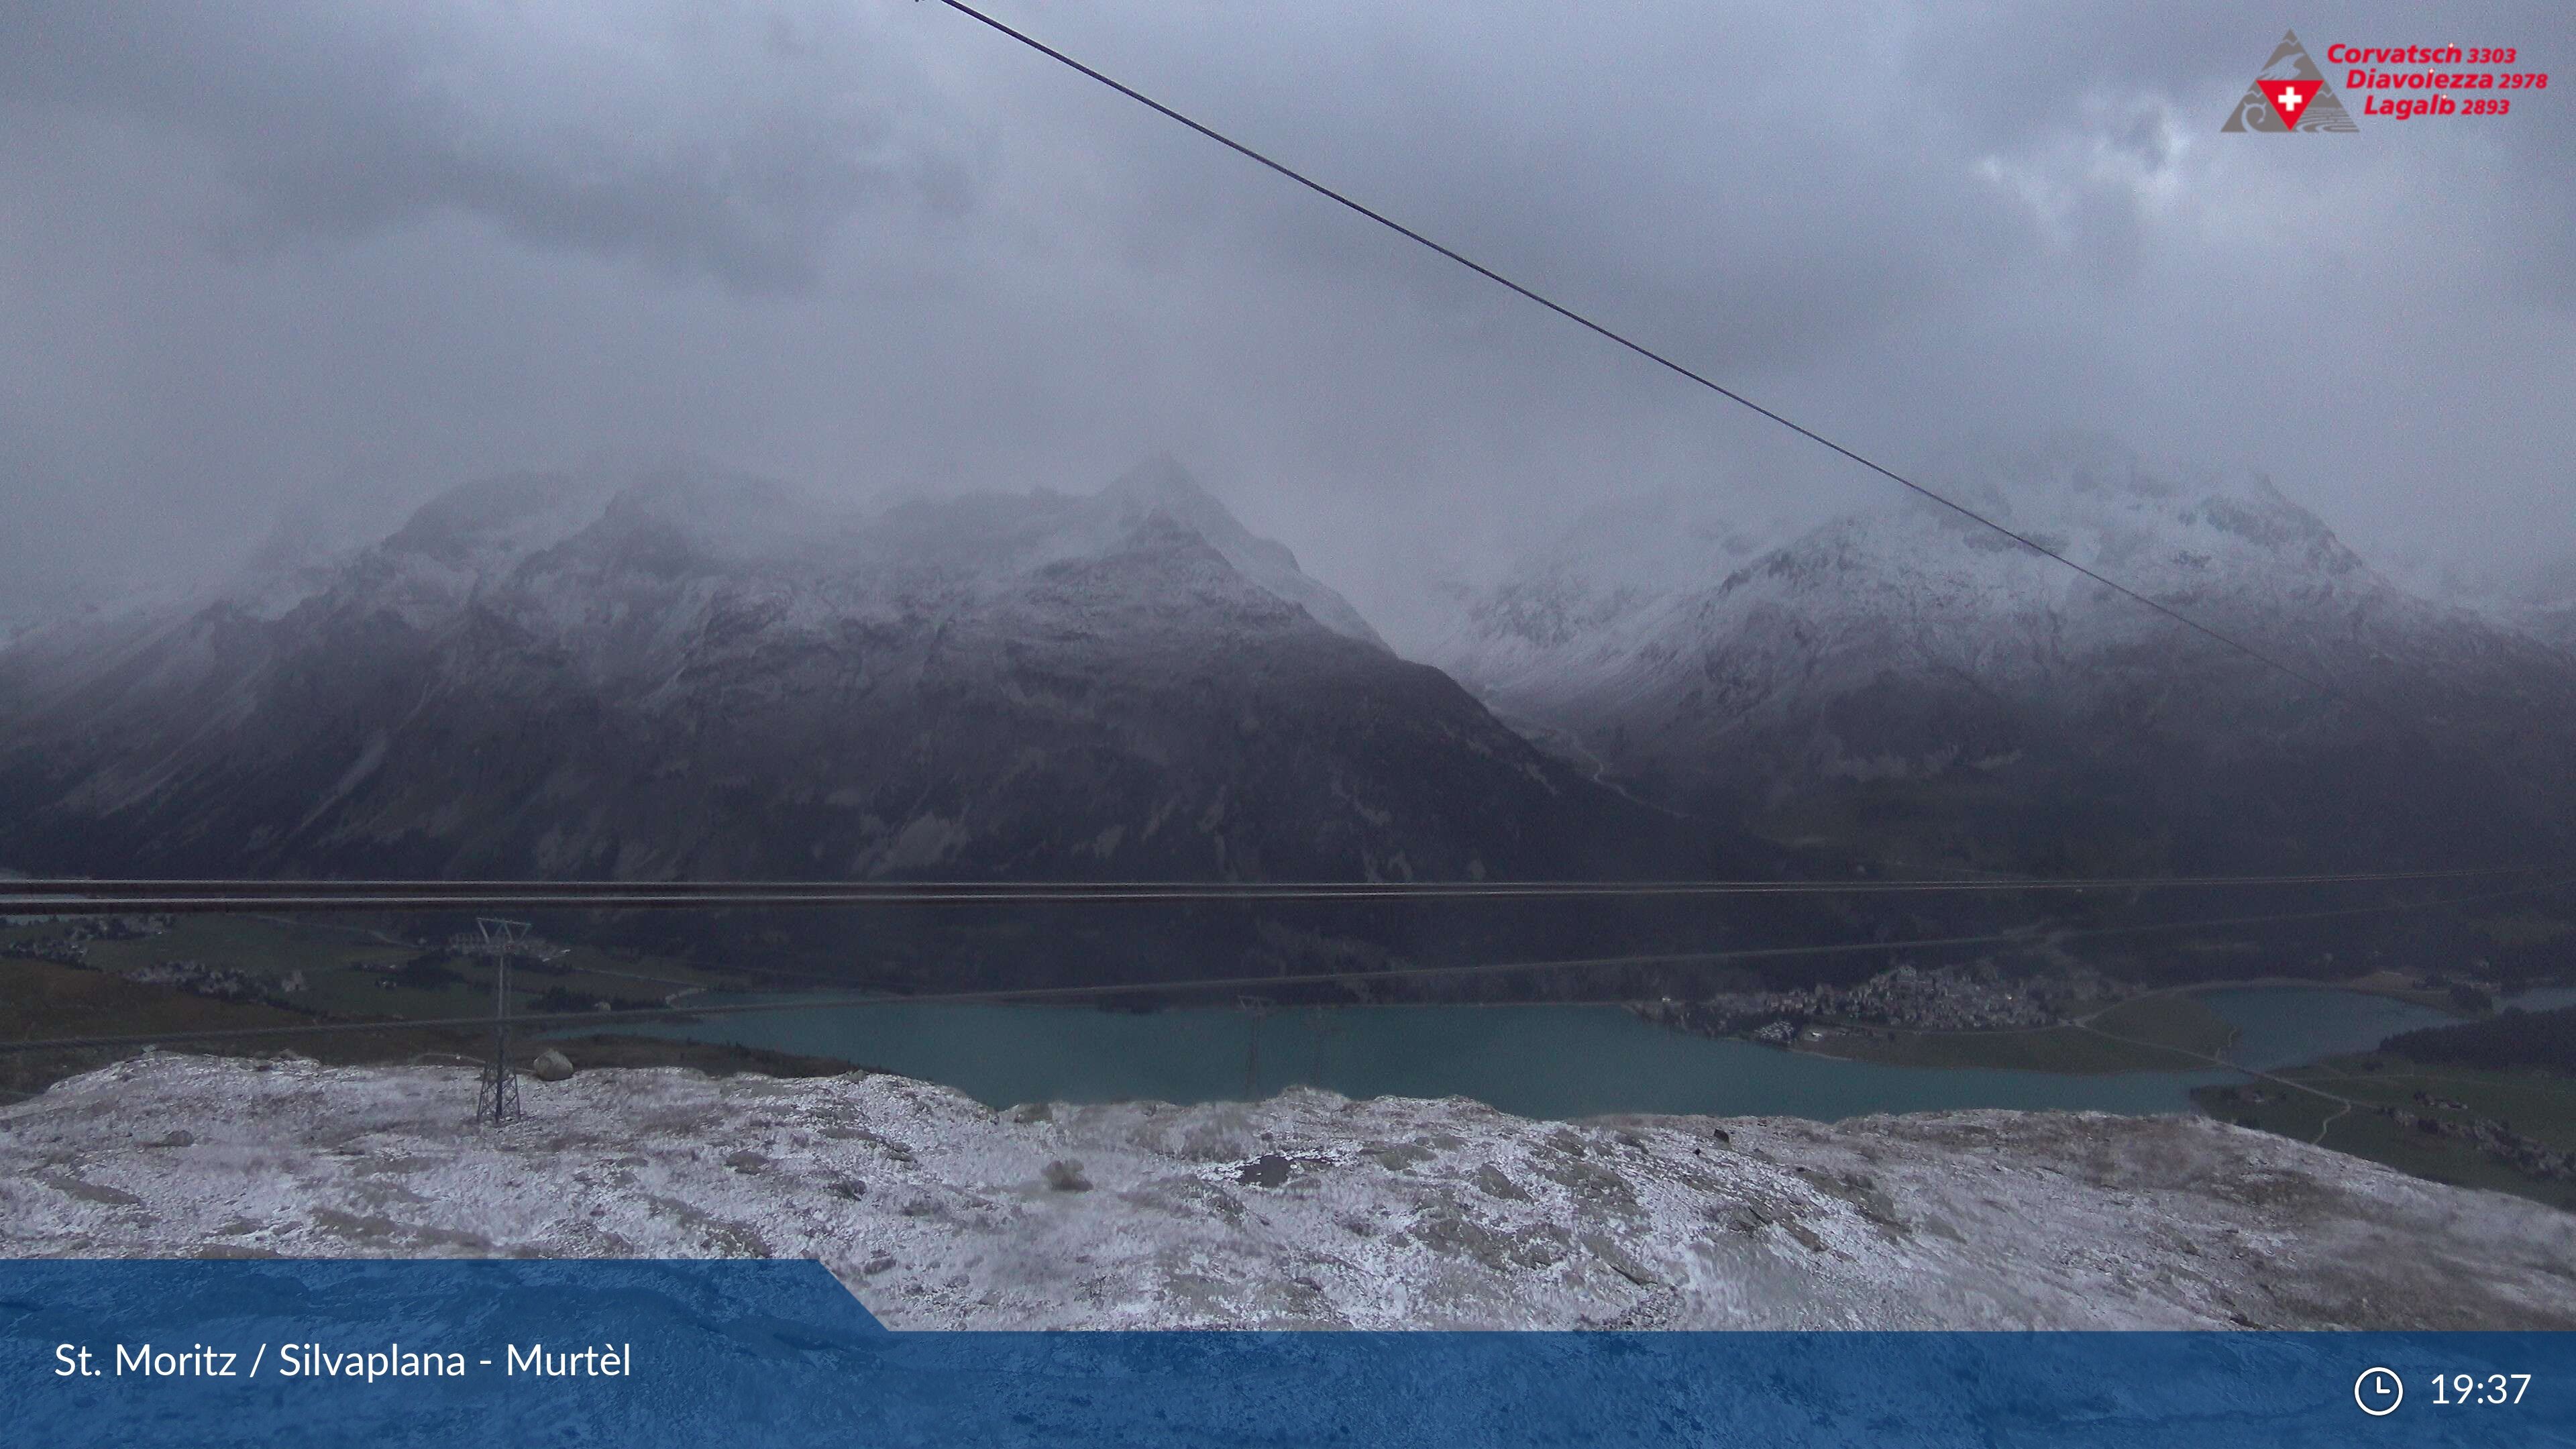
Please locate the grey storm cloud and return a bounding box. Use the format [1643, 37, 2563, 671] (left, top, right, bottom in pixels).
[0, 0, 2569, 645]
[0, 0, 971, 291]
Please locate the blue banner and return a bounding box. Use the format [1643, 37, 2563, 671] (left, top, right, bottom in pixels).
[2, 1260, 2565, 1446]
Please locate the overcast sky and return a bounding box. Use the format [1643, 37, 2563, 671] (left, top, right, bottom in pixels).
[2, 1, 2569, 644]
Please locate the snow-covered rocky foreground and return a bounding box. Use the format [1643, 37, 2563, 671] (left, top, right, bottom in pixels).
[6, 1055, 2572, 1330]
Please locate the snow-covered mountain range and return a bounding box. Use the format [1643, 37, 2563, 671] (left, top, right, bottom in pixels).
[0, 458, 1681, 888]
[1434, 437, 2576, 871]
[5, 439, 2567, 894]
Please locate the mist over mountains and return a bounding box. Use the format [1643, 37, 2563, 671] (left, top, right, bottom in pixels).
[1436, 437, 2576, 874]
[1, 458, 1739, 894]
[2511, 559, 2576, 655]
[4, 440, 2571, 906]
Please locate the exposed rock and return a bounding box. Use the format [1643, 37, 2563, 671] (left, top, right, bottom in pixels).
[1235, 1153, 1292, 1188]
[528, 1049, 576, 1083]
[1470, 1163, 1530, 1201]
[4, 1055, 2573, 1330]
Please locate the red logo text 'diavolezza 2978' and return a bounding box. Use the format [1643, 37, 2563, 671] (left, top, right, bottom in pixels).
[2223, 30, 2546, 129]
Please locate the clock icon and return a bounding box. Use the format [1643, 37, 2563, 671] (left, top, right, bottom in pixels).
[2356, 1366, 2405, 1417]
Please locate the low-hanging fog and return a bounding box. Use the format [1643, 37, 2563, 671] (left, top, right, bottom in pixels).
[1, 0, 2568, 651]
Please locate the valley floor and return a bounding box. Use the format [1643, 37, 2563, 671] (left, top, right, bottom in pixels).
[5, 1055, 2572, 1330]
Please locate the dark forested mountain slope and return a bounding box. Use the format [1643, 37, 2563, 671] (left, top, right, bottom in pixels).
[0, 460, 1717, 887]
[1438, 439, 2576, 873]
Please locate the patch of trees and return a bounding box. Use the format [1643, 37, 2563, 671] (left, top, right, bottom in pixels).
[391, 953, 466, 990]
[2382, 1004, 2576, 1073]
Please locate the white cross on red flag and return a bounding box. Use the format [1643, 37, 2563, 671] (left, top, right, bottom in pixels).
[2263, 78, 2322, 129]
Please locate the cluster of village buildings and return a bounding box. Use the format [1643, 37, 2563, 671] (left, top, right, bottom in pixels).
[2, 914, 312, 1005]
[1636, 960, 2127, 1042]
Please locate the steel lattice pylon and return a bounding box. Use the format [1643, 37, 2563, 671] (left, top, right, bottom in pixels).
[472, 918, 533, 1126]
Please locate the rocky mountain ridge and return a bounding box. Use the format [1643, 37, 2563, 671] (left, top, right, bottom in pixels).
[1435, 438, 2576, 871]
[7, 1054, 2569, 1330]
[0, 459, 1680, 891]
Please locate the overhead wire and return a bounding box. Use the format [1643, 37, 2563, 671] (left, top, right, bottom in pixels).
[0, 863, 2552, 914]
[920, 0, 2375, 716]
[3, 871, 2563, 1058]
[1, 9, 2548, 1086]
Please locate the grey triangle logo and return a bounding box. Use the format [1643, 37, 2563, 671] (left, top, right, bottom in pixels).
[2222, 30, 2359, 131]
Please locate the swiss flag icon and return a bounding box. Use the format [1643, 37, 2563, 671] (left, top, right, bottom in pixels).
[2264, 79, 2322, 129]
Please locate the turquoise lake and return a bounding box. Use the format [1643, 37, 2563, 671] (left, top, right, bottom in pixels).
[598, 985, 2576, 1123]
